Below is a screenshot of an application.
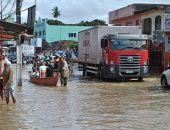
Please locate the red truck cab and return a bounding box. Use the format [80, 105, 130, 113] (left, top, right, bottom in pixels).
[101, 34, 149, 81]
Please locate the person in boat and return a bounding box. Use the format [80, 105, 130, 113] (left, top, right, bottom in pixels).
[1, 59, 16, 104]
[54, 56, 60, 71]
[58, 57, 69, 86]
[39, 62, 47, 78]
[46, 62, 54, 77]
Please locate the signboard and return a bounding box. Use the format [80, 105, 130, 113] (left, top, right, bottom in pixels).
[21, 45, 35, 56]
[164, 14, 170, 32]
[165, 35, 170, 52]
[31, 38, 42, 47]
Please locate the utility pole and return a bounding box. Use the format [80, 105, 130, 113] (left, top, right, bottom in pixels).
[1, 0, 2, 20]
[16, 0, 22, 86]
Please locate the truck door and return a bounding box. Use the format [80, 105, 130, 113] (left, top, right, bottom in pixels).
[101, 39, 108, 64]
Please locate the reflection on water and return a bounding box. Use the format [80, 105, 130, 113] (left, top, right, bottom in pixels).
[1, 64, 170, 130]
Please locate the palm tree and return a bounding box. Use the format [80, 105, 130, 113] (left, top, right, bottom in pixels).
[52, 6, 61, 19]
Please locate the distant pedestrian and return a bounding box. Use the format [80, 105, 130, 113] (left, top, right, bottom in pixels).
[2, 59, 16, 104]
[58, 57, 69, 86]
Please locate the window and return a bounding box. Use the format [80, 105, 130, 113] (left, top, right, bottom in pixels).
[143, 18, 152, 35]
[43, 30, 46, 35]
[35, 32, 38, 37]
[136, 19, 139, 25]
[39, 31, 41, 36]
[68, 33, 76, 37]
[155, 15, 161, 30]
[126, 21, 133, 26]
[116, 24, 122, 26]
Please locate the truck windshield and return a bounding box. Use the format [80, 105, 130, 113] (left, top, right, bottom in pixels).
[110, 39, 147, 50]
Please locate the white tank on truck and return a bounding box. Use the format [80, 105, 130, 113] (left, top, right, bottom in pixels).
[78, 26, 149, 81]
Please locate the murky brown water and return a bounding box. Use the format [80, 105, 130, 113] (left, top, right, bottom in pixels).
[0, 64, 170, 130]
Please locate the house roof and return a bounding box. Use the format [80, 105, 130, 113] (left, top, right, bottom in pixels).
[132, 3, 170, 14]
[0, 20, 33, 34]
[109, 3, 170, 23]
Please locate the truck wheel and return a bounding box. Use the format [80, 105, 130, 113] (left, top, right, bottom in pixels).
[101, 69, 106, 81]
[138, 77, 143, 82]
[161, 76, 168, 88]
[87, 72, 94, 76]
[83, 64, 86, 76]
[98, 67, 102, 79]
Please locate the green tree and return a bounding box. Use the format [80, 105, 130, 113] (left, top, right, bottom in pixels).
[77, 19, 107, 26]
[47, 19, 64, 25]
[90, 19, 107, 26]
[52, 6, 61, 19]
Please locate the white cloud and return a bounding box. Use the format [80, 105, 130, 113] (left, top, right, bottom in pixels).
[8, 0, 170, 24]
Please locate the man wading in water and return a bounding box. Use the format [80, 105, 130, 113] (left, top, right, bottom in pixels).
[2, 59, 16, 104]
[58, 57, 69, 86]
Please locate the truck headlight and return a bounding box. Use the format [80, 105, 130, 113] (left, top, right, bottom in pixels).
[110, 67, 115, 73]
[143, 67, 148, 73]
[110, 60, 114, 65]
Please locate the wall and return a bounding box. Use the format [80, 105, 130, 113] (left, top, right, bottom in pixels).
[141, 8, 165, 36]
[112, 15, 141, 26]
[34, 18, 92, 43]
[109, 5, 135, 23]
[46, 25, 92, 43]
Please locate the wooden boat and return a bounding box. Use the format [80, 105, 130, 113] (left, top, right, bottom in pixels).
[29, 76, 59, 86]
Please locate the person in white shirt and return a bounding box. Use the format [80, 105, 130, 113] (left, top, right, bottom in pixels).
[39, 62, 47, 78]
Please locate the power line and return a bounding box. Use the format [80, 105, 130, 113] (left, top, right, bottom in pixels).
[8, 0, 15, 16]
[1, 0, 11, 13]
[3, 7, 29, 17]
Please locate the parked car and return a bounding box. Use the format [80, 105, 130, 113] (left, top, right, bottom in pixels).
[161, 66, 170, 88]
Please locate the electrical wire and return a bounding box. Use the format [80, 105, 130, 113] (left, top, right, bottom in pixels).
[3, 0, 26, 18]
[3, 7, 29, 17]
[8, 0, 15, 16]
[1, 0, 11, 13]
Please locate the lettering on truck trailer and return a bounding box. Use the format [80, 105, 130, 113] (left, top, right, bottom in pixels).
[83, 31, 90, 61]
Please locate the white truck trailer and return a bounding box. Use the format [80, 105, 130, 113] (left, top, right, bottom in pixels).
[78, 26, 149, 80]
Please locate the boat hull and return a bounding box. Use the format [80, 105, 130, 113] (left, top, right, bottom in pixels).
[30, 76, 58, 86]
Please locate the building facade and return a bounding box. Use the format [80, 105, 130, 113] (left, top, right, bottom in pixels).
[34, 18, 92, 43]
[109, 4, 170, 71]
[109, 4, 170, 36]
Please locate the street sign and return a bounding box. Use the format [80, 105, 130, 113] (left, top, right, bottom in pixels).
[165, 35, 170, 52]
[164, 14, 170, 32]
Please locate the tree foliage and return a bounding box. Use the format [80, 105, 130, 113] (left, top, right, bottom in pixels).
[47, 19, 107, 26]
[52, 6, 61, 19]
[78, 19, 107, 26]
[67, 41, 78, 49]
[47, 19, 64, 25]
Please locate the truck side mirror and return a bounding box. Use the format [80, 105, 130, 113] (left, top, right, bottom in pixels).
[101, 39, 104, 48]
[167, 65, 170, 69]
[104, 39, 108, 49]
[101, 39, 108, 49]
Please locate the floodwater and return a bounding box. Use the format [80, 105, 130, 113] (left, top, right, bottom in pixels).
[0, 64, 170, 130]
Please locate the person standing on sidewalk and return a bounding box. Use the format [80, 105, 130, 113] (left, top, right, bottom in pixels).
[2, 59, 16, 104]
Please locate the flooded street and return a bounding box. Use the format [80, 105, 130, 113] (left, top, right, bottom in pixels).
[0, 64, 170, 130]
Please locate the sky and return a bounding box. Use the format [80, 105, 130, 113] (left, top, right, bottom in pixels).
[2, 0, 170, 24]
